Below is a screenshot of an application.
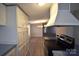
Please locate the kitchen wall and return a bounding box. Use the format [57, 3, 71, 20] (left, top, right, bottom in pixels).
[73, 26, 79, 46]
[55, 27, 74, 37]
[58, 3, 69, 10]
[70, 3, 79, 12]
[30, 24, 43, 37]
[69, 3, 79, 46]
[59, 3, 79, 11]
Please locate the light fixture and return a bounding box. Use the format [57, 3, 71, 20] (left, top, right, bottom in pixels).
[38, 3, 46, 6]
[29, 19, 48, 24]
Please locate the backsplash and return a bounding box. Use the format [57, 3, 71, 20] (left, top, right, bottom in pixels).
[55, 27, 74, 37]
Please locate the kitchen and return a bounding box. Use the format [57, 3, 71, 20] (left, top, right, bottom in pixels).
[0, 3, 79, 56]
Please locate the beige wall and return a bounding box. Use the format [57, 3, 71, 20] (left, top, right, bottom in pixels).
[30, 24, 43, 37]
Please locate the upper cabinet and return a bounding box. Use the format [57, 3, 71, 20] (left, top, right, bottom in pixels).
[0, 4, 6, 25]
[17, 7, 28, 28]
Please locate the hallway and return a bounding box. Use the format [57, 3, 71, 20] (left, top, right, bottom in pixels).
[29, 37, 44, 56]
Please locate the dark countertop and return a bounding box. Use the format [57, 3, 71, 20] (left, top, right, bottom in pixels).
[44, 37, 63, 50]
[0, 44, 17, 56]
[44, 36, 75, 56]
[44, 39, 65, 50]
[44, 36, 55, 40]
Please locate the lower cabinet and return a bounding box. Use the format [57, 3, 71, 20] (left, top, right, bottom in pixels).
[18, 43, 27, 56]
[6, 48, 16, 56]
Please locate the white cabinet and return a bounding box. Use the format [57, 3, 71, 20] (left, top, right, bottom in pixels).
[6, 48, 16, 56]
[0, 4, 6, 25]
[16, 7, 29, 56]
[1, 6, 29, 56]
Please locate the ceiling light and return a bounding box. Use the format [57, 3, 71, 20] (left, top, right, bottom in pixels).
[29, 19, 48, 24]
[38, 3, 46, 6]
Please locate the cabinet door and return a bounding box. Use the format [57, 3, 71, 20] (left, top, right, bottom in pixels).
[6, 48, 16, 56]
[18, 43, 27, 56]
[18, 31, 24, 46]
[0, 4, 6, 25]
[17, 7, 27, 28]
[18, 30, 27, 46]
[22, 44, 27, 56]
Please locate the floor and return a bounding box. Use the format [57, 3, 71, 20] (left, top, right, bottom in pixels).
[28, 37, 44, 56]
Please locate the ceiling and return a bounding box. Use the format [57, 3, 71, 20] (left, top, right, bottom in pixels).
[18, 3, 52, 20]
[5, 3, 52, 24]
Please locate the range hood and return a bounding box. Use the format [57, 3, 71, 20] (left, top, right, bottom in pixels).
[45, 3, 79, 27]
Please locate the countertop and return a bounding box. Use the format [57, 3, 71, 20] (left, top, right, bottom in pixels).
[0, 44, 16, 56]
[44, 37, 56, 40]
